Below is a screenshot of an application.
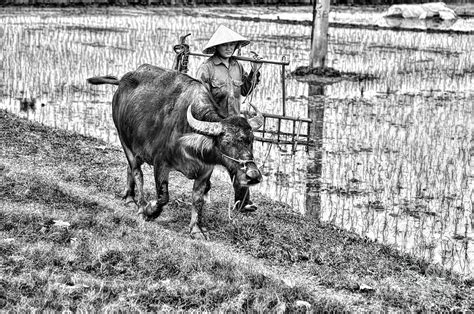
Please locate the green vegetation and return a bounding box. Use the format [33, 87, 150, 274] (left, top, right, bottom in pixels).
[1, 110, 472, 311]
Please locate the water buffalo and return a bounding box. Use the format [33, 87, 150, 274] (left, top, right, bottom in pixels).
[87, 64, 263, 239]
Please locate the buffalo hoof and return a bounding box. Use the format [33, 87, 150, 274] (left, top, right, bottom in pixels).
[123, 196, 136, 206]
[190, 226, 208, 240]
[121, 189, 135, 201]
[139, 201, 163, 221]
[233, 200, 258, 213]
[240, 203, 258, 213]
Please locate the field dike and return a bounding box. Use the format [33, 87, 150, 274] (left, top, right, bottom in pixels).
[0, 110, 473, 311]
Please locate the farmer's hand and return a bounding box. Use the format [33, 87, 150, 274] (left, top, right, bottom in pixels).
[250, 51, 263, 73]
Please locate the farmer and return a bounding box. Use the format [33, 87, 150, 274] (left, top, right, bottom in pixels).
[196, 25, 263, 212]
[196, 25, 263, 117]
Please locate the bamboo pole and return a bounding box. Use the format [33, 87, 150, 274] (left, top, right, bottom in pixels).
[188, 52, 290, 66]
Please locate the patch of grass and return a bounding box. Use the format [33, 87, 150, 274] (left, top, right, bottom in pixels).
[140, 187, 473, 310]
[0, 168, 340, 309]
[1, 208, 342, 311]
[1, 173, 107, 213]
[161, 197, 473, 311]
[1, 110, 473, 311]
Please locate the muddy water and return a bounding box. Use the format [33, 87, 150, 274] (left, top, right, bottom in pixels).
[0, 8, 472, 276]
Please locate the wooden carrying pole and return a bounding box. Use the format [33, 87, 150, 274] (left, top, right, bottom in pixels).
[188, 52, 290, 66]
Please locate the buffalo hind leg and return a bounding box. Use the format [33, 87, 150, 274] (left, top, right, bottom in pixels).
[119, 139, 147, 214]
[190, 168, 213, 240]
[121, 166, 136, 205]
[142, 163, 170, 220]
[132, 162, 147, 213]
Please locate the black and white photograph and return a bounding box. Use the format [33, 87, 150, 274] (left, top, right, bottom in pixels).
[0, 0, 472, 310]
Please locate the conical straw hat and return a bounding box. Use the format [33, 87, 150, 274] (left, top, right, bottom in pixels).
[202, 25, 250, 54]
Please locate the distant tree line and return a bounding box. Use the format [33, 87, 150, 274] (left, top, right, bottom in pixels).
[1, 0, 469, 6]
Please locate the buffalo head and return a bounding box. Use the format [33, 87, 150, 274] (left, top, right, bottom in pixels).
[187, 105, 263, 187]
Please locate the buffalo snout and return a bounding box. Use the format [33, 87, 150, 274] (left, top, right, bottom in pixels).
[245, 166, 262, 185]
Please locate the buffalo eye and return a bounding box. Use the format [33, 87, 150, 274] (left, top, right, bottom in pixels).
[234, 132, 250, 146]
[242, 135, 252, 146]
[221, 132, 235, 146]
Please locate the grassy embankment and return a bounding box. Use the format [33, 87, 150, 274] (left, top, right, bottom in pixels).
[0, 110, 473, 311]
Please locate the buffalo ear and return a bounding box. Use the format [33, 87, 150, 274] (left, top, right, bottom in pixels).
[179, 134, 215, 157]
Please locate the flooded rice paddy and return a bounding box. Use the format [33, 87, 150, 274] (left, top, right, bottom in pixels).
[0, 7, 472, 276]
[224, 6, 474, 33]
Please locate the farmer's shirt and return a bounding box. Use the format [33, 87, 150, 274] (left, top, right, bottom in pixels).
[196, 55, 260, 117]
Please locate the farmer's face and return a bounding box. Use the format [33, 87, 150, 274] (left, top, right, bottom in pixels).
[216, 42, 237, 59]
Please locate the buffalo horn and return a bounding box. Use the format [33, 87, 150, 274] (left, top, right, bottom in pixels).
[187, 105, 224, 136]
[247, 104, 264, 130]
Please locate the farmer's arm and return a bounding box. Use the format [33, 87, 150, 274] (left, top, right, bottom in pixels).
[241, 55, 263, 96]
[241, 69, 261, 96]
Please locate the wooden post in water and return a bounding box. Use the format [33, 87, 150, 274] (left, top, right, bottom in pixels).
[310, 0, 330, 68]
[306, 0, 330, 219]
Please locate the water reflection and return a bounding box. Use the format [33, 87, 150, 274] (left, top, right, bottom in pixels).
[0, 8, 472, 276]
[306, 84, 325, 218]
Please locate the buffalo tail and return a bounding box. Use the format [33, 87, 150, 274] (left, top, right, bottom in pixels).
[87, 75, 119, 85]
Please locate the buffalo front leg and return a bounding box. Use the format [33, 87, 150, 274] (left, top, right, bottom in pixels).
[230, 173, 253, 212]
[189, 169, 213, 240]
[203, 179, 211, 203]
[141, 162, 170, 220]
